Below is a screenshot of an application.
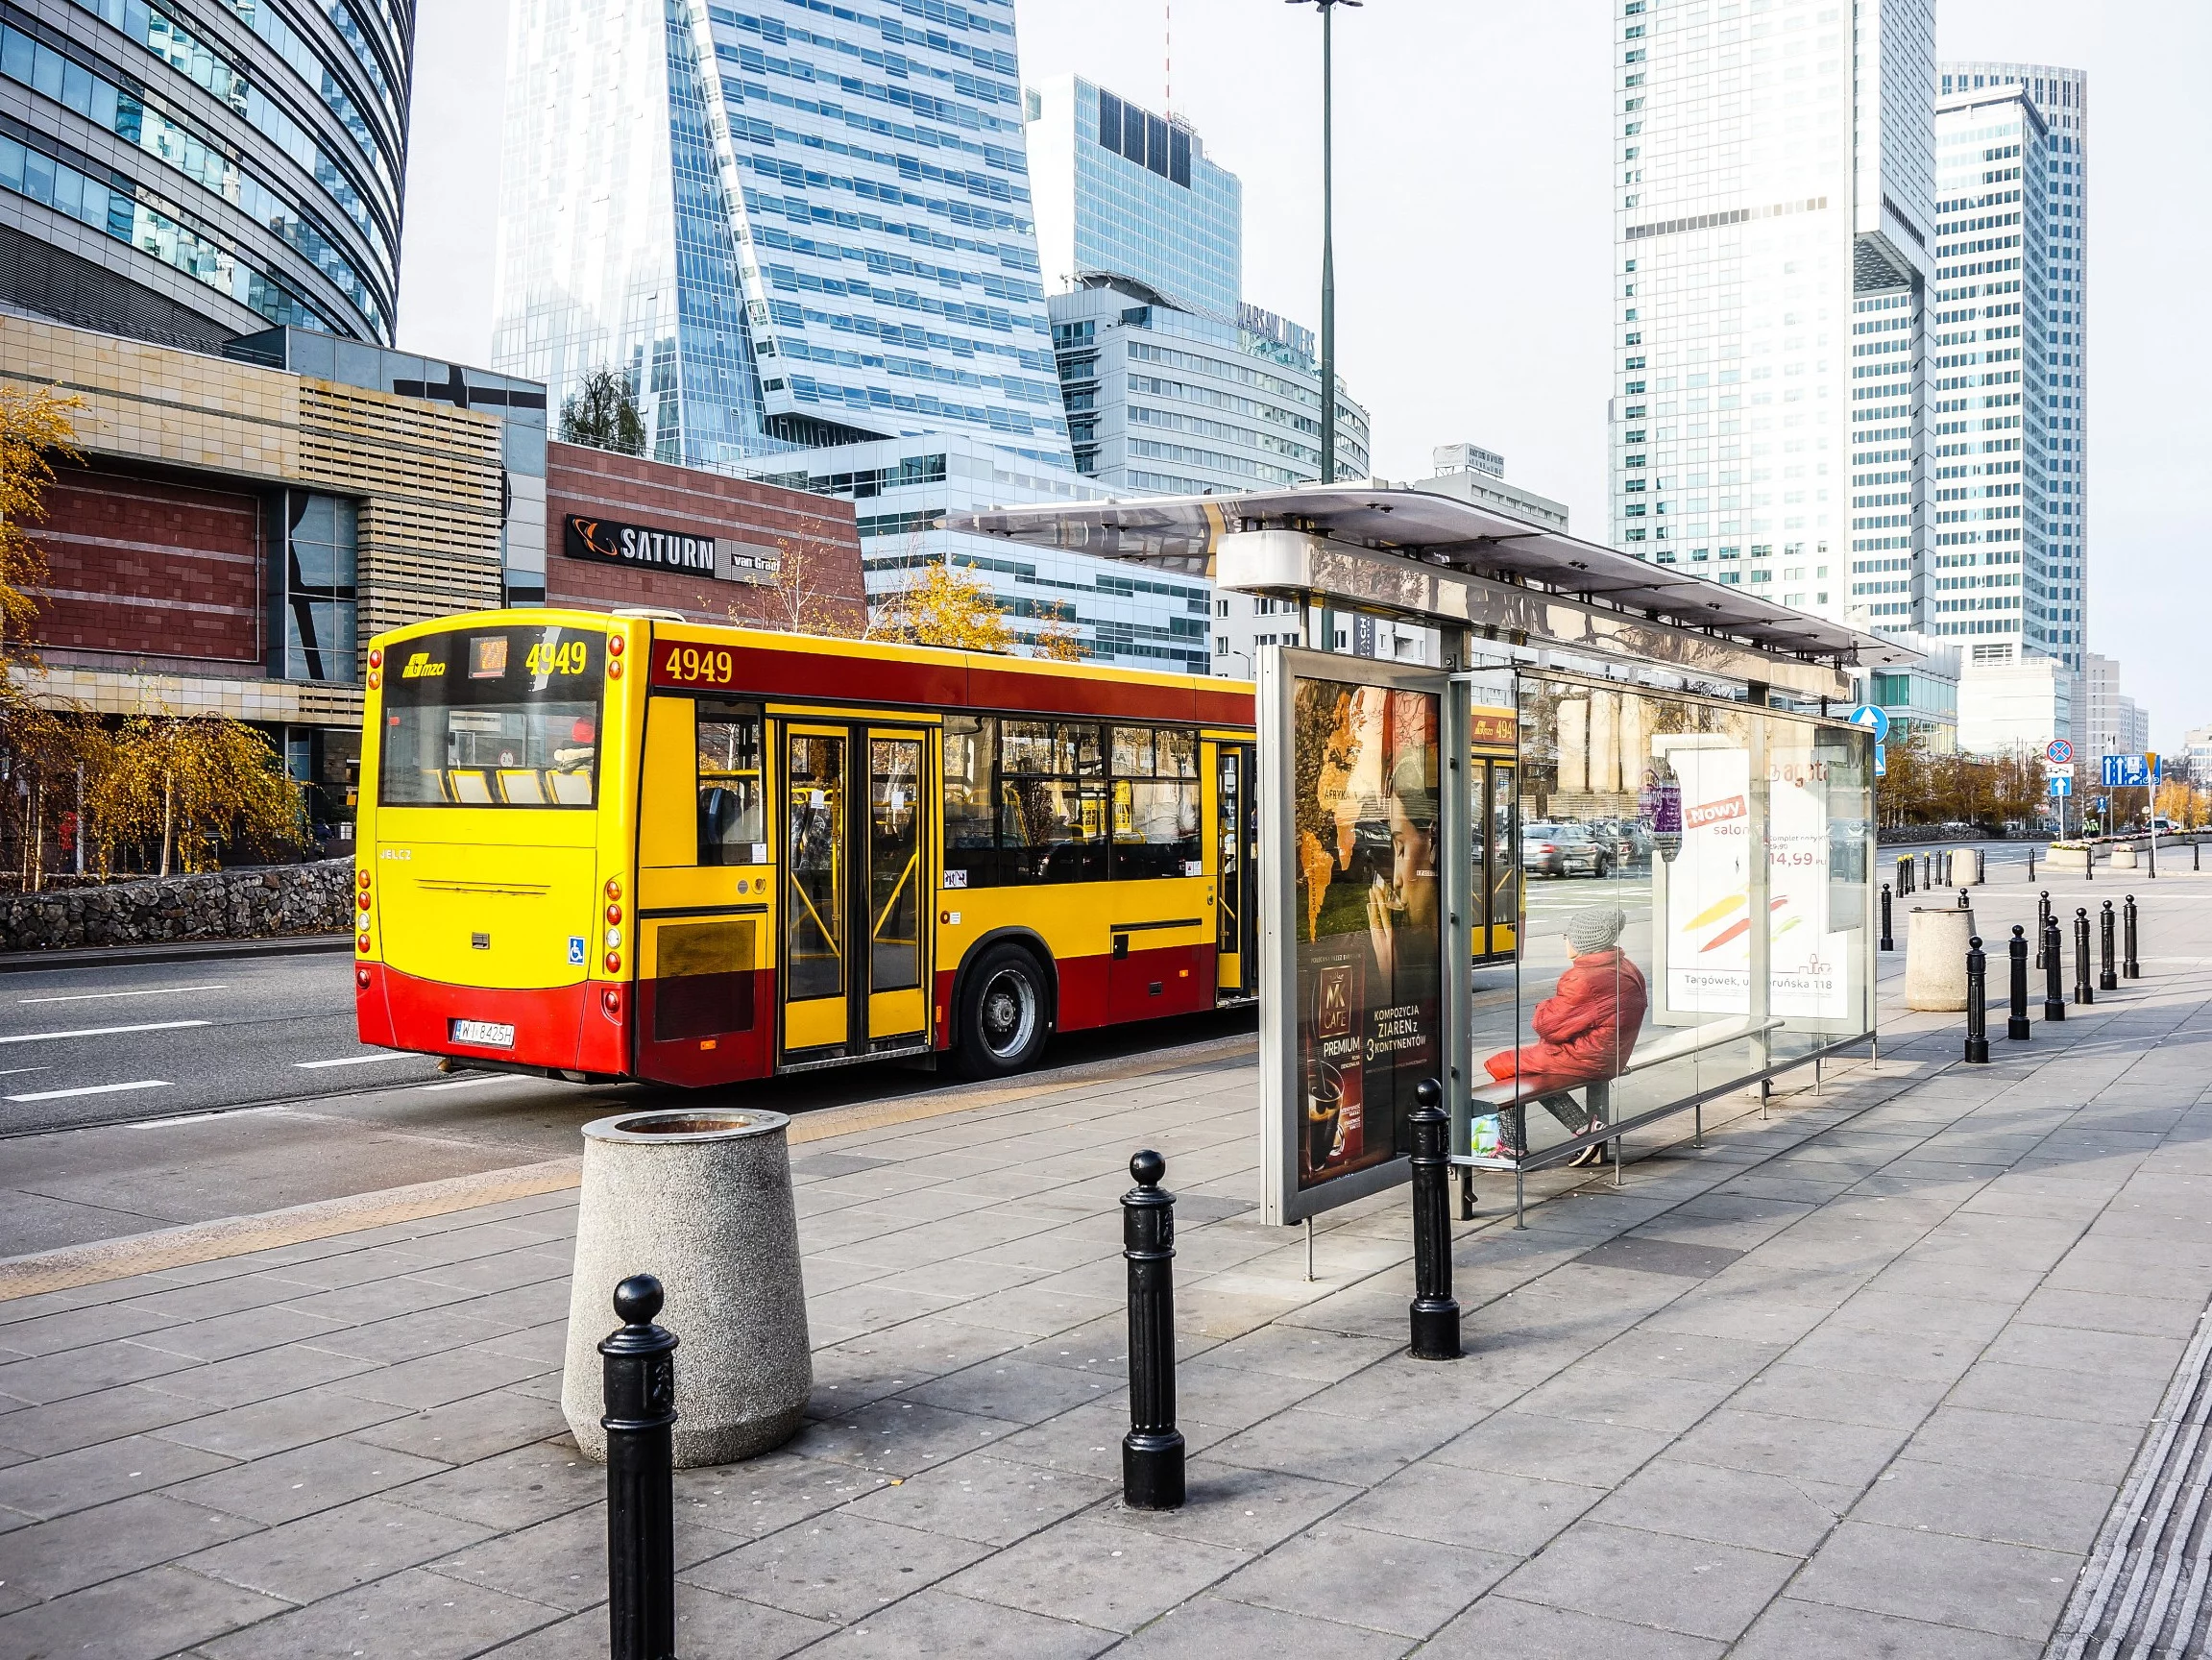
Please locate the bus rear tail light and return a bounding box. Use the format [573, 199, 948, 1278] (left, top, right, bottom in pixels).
[607, 634, 624, 656]
[605, 903, 622, 924]
[601, 988, 621, 1018]
[367, 647, 383, 670]
[604, 951, 622, 973]
[605, 877, 622, 901]
[357, 932, 372, 953]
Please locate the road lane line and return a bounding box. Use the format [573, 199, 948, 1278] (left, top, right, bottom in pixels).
[129, 1105, 287, 1129]
[0, 1021, 211, 1045]
[294, 1054, 413, 1069]
[7, 1080, 171, 1103]
[18, 984, 228, 1005]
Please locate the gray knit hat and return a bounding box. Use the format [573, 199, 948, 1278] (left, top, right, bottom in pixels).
[1568, 907, 1627, 955]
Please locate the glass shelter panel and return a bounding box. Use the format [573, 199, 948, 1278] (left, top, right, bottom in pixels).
[1469, 673, 1875, 1168]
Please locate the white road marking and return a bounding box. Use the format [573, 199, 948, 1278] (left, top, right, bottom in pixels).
[0, 1066, 50, 1077]
[17, 984, 227, 1005]
[419, 1074, 504, 1091]
[294, 1053, 413, 1069]
[0, 1020, 211, 1045]
[7, 1080, 171, 1103]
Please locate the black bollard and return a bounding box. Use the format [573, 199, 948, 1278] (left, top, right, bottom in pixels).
[2035, 891, 2052, 968]
[601, 1275, 677, 1660]
[2043, 915, 2066, 1022]
[1898, 854, 1914, 896]
[1957, 888, 1970, 911]
[1121, 1150, 1184, 1510]
[2006, 925, 2031, 1040]
[2029, 846, 2036, 883]
[2100, 900, 2119, 992]
[1408, 1080, 1462, 1361]
[2124, 894, 2141, 979]
[1964, 936, 1990, 1063]
[2074, 908, 2095, 1006]
[1880, 884, 1894, 952]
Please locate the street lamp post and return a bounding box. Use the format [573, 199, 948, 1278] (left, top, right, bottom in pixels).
[1288, 0, 1359, 485]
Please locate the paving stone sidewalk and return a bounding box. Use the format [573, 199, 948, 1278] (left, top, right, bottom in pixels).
[1, 873, 2209, 1658]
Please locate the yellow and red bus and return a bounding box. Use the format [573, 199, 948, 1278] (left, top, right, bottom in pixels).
[353, 609, 1259, 1084]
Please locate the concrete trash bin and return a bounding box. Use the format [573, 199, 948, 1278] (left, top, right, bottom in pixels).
[563, 1108, 812, 1468]
[1906, 905, 1977, 1011]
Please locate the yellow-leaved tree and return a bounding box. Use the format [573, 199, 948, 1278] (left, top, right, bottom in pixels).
[1031, 615, 1084, 663]
[878, 561, 1014, 653]
[89, 713, 304, 878]
[0, 386, 80, 666]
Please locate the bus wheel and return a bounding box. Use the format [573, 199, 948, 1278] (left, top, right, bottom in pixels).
[955, 945, 1049, 1078]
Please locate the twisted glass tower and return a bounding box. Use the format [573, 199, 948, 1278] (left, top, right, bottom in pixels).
[493, 0, 1070, 472]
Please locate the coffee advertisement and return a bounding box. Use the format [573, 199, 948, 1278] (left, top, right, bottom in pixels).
[1291, 677, 1442, 1190]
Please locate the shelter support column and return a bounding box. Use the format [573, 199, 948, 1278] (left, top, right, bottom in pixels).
[1440, 627, 1476, 1161]
[1748, 711, 1772, 1074]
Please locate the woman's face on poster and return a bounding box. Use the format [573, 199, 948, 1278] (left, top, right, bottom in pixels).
[1389, 797, 1437, 929]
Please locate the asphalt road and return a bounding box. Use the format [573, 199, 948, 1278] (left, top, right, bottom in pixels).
[0, 946, 1259, 1257]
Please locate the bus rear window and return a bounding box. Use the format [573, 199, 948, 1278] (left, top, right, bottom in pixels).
[379, 624, 604, 808]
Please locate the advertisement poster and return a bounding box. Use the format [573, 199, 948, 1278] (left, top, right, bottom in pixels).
[1291, 677, 1441, 1189]
[1659, 739, 1846, 1019]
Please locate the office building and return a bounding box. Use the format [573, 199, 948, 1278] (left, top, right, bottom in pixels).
[1940, 61, 2087, 671]
[1048, 279, 1371, 495]
[492, 0, 1069, 472]
[1607, 0, 1937, 624]
[1419, 444, 1570, 532]
[748, 433, 1210, 673]
[2179, 725, 2212, 785]
[2080, 652, 2148, 758]
[1922, 82, 2065, 664]
[1957, 653, 2074, 757]
[0, 0, 409, 350]
[1856, 632, 1959, 752]
[1025, 75, 1239, 322]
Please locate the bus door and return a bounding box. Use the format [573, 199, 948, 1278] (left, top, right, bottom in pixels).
[1214, 742, 1259, 1000]
[1483, 758, 1519, 959]
[778, 721, 933, 1062]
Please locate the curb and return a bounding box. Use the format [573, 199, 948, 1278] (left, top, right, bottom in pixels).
[0, 1029, 1263, 1303]
[0, 932, 354, 974]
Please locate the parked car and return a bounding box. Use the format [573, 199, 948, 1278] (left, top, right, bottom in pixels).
[1521, 821, 1612, 879]
[1592, 818, 1652, 867]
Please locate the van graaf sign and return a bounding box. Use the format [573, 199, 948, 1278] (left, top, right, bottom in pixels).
[562, 515, 780, 587]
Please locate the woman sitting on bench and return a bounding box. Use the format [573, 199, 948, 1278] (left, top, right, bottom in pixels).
[1484, 905, 1648, 1166]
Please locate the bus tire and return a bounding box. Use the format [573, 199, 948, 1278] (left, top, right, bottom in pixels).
[953, 944, 1051, 1078]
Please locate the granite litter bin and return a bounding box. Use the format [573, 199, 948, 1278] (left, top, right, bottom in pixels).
[562, 1108, 812, 1468]
[1905, 904, 1977, 1012]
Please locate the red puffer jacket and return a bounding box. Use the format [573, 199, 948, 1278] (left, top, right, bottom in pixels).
[1484, 948, 1648, 1087]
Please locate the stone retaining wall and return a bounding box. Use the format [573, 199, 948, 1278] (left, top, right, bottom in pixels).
[0, 860, 353, 952]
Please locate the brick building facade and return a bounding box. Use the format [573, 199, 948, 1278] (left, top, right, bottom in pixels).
[543, 442, 864, 630]
[6, 316, 866, 846]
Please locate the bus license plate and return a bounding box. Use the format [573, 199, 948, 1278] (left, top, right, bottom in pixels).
[451, 1018, 515, 1049]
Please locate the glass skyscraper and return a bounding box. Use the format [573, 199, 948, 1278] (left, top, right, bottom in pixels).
[1025, 74, 1240, 322]
[493, 0, 1069, 472]
[0, 0, 409, 351]
[1607, 0, 1936, 624]
[1938, 61, 2087, 672]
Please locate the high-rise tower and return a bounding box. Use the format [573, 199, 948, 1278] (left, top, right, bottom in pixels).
[493, 0, 1071, 471]
[0, 0, 410, 350]
[1608, 0, 1936, 622]
[1939, 61, 2087, 672]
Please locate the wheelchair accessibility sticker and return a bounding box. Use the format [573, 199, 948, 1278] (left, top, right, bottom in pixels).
[568, 936, 587, 966]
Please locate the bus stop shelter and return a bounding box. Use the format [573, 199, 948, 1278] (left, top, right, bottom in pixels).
[956, 484, 1918, 1226]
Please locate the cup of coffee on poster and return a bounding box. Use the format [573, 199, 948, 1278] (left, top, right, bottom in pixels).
[1290, 677, 1443, 1188]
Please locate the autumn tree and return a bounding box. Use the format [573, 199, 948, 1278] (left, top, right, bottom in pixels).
[1031, 612, 1085, 663]
[875, 561, 1014, 653]
[0, 386, 81, 667]
[749, 534, 870, 640]
[557, 367, 646, 456]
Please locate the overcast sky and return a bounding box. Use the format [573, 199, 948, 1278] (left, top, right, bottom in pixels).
[398, 1, 2210, 747]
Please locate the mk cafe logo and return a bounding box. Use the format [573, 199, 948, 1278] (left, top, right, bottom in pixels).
[565, 514, 717, 574]
[1318, 964, 1354, 1039]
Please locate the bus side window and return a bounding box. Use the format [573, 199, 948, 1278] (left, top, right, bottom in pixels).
[1109, 725, 1202, 880]
[1000, 720, 1105, 884]
[697, 701, 766, 866]
[943, 713, 997, 887]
